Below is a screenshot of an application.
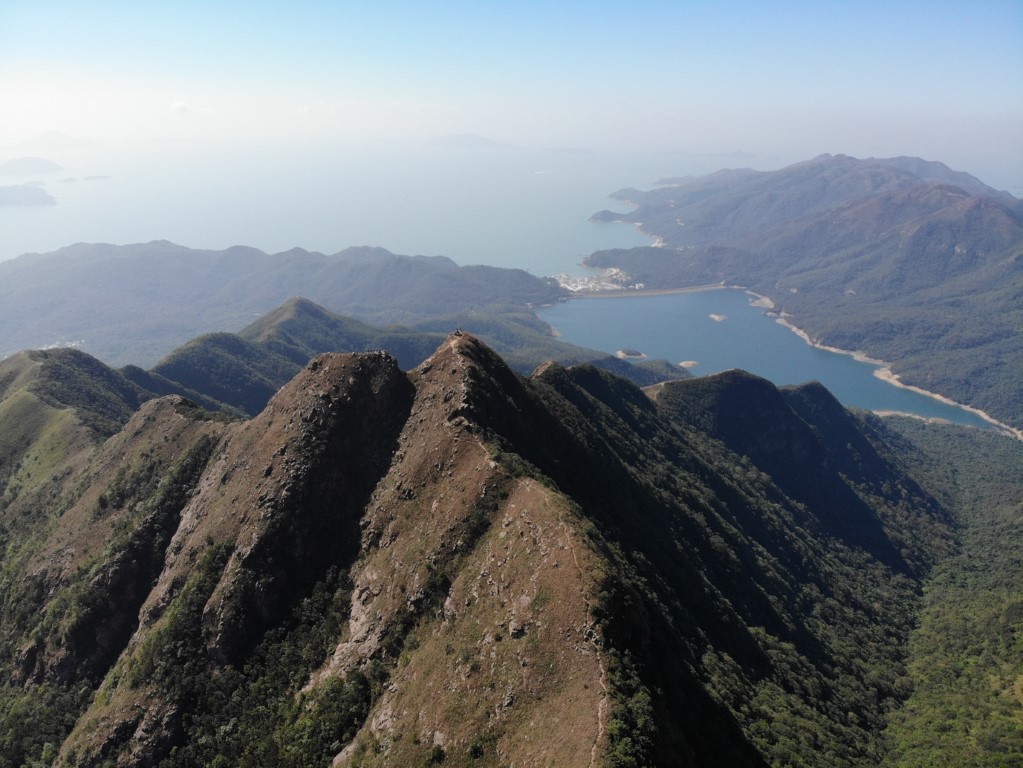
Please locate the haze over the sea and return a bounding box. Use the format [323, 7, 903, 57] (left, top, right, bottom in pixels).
[1, 1, 1020, 267]
[0, 142, 705, 273]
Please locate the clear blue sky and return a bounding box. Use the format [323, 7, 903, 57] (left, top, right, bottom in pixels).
[1, 0, 1021, 183]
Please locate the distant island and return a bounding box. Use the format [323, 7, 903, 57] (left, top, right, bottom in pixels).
[0, 156, 64, 174]
[429, 133, 516, 150]
[0, 184, 56, 206]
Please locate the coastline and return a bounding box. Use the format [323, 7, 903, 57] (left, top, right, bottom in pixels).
[770, 311, 1023, 441]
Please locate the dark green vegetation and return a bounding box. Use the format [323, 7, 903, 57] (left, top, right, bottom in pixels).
[147, 297, 441, 417]
[879, 419, 1023, 767]
[587, 154, 1023, 429]
[512, 364, 952, 766]
[1, 348, 152, 438]
[0, 332, 1017, 766]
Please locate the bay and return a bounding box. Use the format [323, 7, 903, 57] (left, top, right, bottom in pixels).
[537, 289, 996, 430]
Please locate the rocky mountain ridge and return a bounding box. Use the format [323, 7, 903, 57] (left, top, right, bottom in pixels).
[0, 331, 974, 766]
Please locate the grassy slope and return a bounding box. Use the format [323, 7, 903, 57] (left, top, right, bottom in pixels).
[0, 397, 228, 768]
[0, 349, 152, 506]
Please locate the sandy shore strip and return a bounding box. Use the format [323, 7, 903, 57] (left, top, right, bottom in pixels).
[550, 281, 1021, 440]
[569, 283, 727, 299]
[871, 410, 955, 424]
[772, 313, 1023, 441]
[745, 290, 776, 309]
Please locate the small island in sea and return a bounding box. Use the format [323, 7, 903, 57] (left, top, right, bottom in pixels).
[0, 184, 56, 206]
[0, 156, 64, 175]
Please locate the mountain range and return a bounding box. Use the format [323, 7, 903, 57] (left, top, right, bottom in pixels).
[0, 153, 1020, 766]
[588, 154, 1023, 429]
[0, 243, 686, 397]
[0, 329, 1019, 766]
[0, 242, 564, 368]
[3, 153, 1020, 434]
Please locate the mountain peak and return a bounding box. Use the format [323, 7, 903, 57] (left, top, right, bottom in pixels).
[266, 349, 408, 416]
[410, 330, 522, 428]
[418, 329, 490, 366]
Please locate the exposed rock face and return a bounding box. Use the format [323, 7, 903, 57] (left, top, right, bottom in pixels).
[37, 336, 611, 767]
[0, 333, 956, 767]
[320, 335, 608, 766]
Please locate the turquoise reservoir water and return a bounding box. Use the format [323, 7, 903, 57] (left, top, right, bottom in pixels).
[538, 289, 994, 430]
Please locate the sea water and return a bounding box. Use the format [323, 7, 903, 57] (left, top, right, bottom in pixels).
[0, 140, 687, 273]
[538, 290, 995, 430]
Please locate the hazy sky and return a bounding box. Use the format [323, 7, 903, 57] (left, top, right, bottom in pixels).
[1, 0, 1021, 186]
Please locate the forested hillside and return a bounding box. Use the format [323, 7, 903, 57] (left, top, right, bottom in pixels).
[143, 297, 685, 416]
[879, 419, 1023, 766]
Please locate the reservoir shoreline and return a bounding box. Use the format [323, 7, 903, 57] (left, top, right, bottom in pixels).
[548, 284, 1022, 441]
[567, 283, 727, 298]
[770, 309, 1023, 441]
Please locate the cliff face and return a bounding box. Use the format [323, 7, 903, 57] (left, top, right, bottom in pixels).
[0, 334, 953, 767]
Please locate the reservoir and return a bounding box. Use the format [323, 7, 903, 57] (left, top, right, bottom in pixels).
[537, 289, 995, 430]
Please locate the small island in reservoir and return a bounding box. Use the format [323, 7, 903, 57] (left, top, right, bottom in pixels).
[616, 348, 647, 359]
